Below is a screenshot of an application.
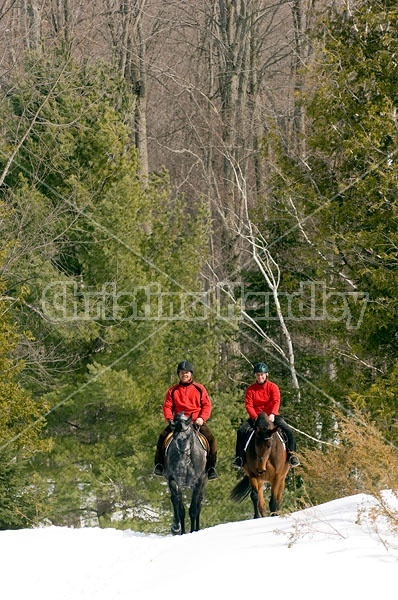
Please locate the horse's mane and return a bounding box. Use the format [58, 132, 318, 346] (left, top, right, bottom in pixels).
[174, 413, 190, 422]
[171, 412, 192, 433]
[255, 412, 274, 438]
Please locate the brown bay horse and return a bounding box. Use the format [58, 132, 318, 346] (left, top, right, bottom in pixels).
[231, 412, 291, 518]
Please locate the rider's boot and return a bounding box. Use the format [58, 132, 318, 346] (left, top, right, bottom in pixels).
[288, 452, 300, 467]
[232, 456, 243, 469]
[207, 467, 218, 480]
[153, 463, 164, 476]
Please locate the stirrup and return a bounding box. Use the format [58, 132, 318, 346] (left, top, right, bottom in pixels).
[232, 456, 243, 469]
[207, 467, 218, 481]
[288, 454, 300, 467]
[153, 463, 164, 476]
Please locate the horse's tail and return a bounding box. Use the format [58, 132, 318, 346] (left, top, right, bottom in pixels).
[230, 475, 251, 503]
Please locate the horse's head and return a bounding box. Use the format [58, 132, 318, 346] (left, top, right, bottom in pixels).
[170, 412, 192, 434]
[254, 412, 277, 474]
[169, 413, 194, 453]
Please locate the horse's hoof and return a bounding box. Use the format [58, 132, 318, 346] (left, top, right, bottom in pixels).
[171, 524, 182, 535]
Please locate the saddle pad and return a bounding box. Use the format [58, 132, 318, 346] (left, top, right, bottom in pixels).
[163, 432, 173, 452]
[163, 431, 209, 454]
[197, 432, 210, 453]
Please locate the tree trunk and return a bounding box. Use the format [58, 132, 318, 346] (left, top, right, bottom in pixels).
[26, 0, 41, 51]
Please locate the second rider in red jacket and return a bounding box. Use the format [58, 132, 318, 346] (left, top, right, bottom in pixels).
[233, 362, 300, 468]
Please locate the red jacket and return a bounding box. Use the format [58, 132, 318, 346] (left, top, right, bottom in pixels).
[245, 380, 280, 421]
[163, 381, 212, 422]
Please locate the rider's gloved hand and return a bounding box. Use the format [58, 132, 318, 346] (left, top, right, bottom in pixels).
[269, 414, 275, 422]
[195, 417, 204, 427]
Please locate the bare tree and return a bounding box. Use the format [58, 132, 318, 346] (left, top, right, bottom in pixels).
[103, 0, 155, 179]
[139, 1, 309, 271]
[210, 159, 301, 397]
[26, 0, 42, 50]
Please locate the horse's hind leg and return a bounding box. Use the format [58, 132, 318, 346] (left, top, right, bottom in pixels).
[180, 498, 185, 535]
[250, 488, 260, 518]
[189, 498, 199, 532]
[189, 480, 205, 532]
[180, 499, 186, 534]
[269, 491, 278, 515]
[269, 475, 286, 516]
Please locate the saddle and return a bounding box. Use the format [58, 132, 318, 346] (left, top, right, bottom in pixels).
[277, 428, 288, 447]
[163, 430, 209, 454]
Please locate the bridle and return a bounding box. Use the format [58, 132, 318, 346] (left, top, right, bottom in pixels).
[171, 419, 203, 457]
[173, 422, 193, 455]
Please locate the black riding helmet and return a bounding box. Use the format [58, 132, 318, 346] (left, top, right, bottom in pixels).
[177, 360, 194, 373]
[253, 362, 268, 374]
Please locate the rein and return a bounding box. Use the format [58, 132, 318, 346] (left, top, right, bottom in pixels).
[244, 430, 254, 452]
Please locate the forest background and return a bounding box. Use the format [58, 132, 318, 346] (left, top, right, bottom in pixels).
[0, 0, 397, 533]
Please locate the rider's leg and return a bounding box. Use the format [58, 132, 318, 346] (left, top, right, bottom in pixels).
[233, 420, 252, 468]
[273, 416, 300, 467]
[200, 424, 218, 480]
[153, 426, 172, 475]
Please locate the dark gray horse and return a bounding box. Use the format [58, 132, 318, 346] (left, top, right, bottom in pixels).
[165, 412, 207, 535]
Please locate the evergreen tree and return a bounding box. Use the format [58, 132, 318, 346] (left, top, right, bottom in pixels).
[1, 53, 223, 528]
[0, 260, 50, 527]
[306, 0, 398, 365]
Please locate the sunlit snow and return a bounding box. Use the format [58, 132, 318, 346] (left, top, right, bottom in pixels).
[1, 492, 397, 599]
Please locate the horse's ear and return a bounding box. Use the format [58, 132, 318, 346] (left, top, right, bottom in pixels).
[170, 420, 175, 429]
[187, 415, 192, 424]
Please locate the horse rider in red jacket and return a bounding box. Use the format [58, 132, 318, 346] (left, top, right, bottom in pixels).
[154, 360, 218, 480]
[232, 362, 300, 468]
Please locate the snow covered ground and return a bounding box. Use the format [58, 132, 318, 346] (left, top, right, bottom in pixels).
[1, 492, 397, 600]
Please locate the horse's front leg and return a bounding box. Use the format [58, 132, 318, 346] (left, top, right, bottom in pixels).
[169, 479, 185, 535]
[256, 479, 267, 517]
